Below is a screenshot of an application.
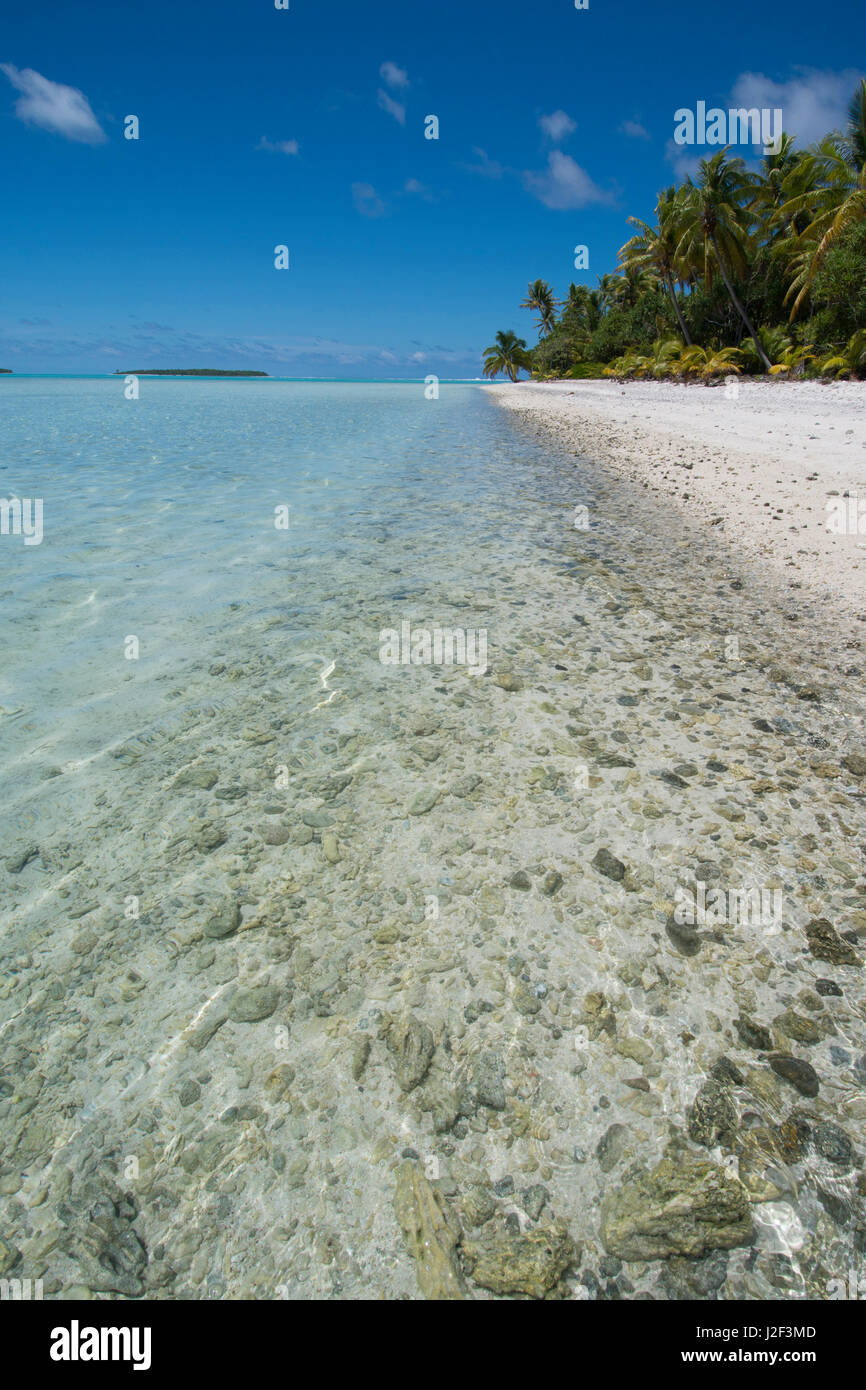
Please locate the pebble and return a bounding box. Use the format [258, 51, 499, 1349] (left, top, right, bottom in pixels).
[228, 985, 280, 1023]
[494, 673, 523, 692]
[769, 1055, 820, 1097]
[806, 918, 860, 966]
[204, 900, 240, 940]
[592, 848, 626, 882]
[321, 833, 341, 863]
[812, 1121, 853, 1164]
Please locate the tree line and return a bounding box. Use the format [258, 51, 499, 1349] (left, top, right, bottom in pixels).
[483, 81, 866, 383]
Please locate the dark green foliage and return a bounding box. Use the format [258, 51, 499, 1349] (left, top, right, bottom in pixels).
[566, 361, 608, 379]
[588, 293, 675, 363]
[744, 253, 796, 336]
[808, 221, 866, 344]
[531, 332, 583, 377]
[681, 280, 743, 349]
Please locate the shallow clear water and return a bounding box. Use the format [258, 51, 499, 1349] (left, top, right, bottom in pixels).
[1, 380, 522, 781]
[1, 379, 864, 1301]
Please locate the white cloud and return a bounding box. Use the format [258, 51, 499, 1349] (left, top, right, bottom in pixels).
[522, 151, 612, 209]
[728, 67, 864, 147]
[352, 181, 386, 217]
[620, 118, 650, 140]
[403, 177, 436, 201]
[664, 138, 703, 180]
[257, 136, 299, 155]
[0, 63, 106, 144]
[538, 110, 576, 142]
[377, 88, 406, 125]
[380, 61, 409, 90]
[459, 146, 505, 179]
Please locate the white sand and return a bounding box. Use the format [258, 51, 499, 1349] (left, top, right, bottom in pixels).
[485, 379, 866, 625]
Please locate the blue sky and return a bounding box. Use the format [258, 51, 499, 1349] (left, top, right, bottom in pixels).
[1, 0, 864, 377]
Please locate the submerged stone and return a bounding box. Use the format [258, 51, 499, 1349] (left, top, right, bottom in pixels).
[812, 1121, 853, 1165]
[495, 672, 523, 691]
[386, 1015, 435, 1091]
[228, 985, 280, 1023]
[805, 919, 860, 967]
[687, 1077, 738, 1149]
[172, 765, 219, 790]
[601, 1156, 753, 1261]
[592, 848, 626, 882]
[734, 1017, 772, 1051]
[393, 1161, 467, 1300]
[204, 899, 240, 940]
[770, 1055, 820, 1097]
[596, 1122, 629, 1173]
[773, 1010, 820, 1045]
[468, 1049, 507, 1111]
[461, 1218, 573, 1298]
[666, 916, 701, 957]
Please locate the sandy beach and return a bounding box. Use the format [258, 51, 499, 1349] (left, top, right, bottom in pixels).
[486, 380, 866, 630]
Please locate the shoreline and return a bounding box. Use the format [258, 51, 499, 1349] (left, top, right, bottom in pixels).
[484, 380, 866, 643]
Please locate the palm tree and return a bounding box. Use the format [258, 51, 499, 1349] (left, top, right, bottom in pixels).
[620, 186, 693, 344]
[839, 79, 866, 173]
[561, 282, 602, 334]
[675, 344, 744, 379]
[777, 135, 866, 319]
[819, 327, 866, 379]
[606, 263, 658, 307]
[482, 330, 532, 382]
[676, 150, 772, 370]
[596, 273, 621, 313]
[751, 134, 804, 234]
[520, 279, 558, 336]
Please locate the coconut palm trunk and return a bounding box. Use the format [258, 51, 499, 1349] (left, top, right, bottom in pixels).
[664, 270, 692, 345]
[710, 234, 771, 371]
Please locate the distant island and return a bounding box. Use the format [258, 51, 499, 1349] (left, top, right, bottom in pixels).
[0, 368, 12, 374]
[113, 368, 268, 377]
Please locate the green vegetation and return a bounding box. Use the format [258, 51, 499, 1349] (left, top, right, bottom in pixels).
[483, 80, 866, 383]
[481, 330, 532, 382]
